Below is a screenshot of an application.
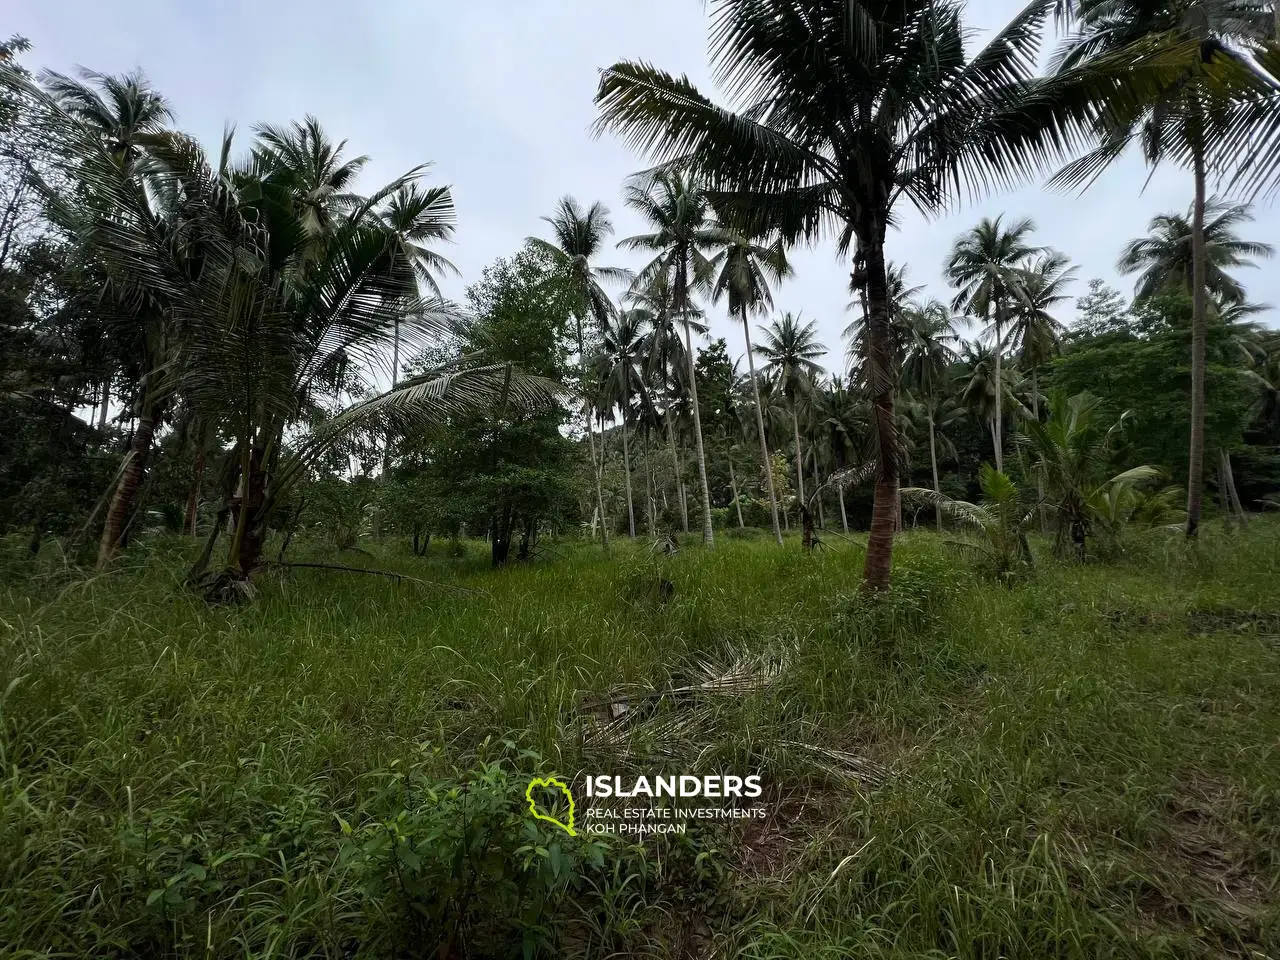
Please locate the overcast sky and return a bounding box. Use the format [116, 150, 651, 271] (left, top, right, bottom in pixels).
[15, 0, 1280, 375]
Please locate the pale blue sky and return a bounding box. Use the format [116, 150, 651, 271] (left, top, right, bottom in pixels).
[14, 0, 1280, 375]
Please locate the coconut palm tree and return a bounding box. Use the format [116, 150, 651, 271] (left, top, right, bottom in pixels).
[528, 197, 626, 551]
[619, 168, 729, 546]
[900, 300, 963, 530]
[946, 216, 1041, 473]
[958, 342, 1027, 466]
[756, 312, 826, 509]
[1118, 200, 1273, 306]
[1052, 0, 1278, 538]
[38, 66, 172, 160]
[594, 0, 1098, 589]
[1010, 250, 1077, 423]
[600, 307, 649, 537]
[709, 228, 791, 544]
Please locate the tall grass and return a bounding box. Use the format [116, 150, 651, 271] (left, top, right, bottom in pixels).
[1, 524, 1277, 957]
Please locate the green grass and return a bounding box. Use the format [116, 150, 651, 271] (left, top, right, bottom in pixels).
[1, 523, 1278, 958]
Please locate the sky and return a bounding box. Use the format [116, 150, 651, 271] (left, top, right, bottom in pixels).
[13, 0, 1280, 377]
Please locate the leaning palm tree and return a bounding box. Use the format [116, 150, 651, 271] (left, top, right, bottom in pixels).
[595, 0, 1102, 588]
[756, 313, 826, 509]
[1052, 0, 1277, 538]
[600, 307, 649, 537]
[619, 168, 729, 546]
[528, 197, 627, 551]
[710, 227, 791, 544]
[946, 216, 1041, 473]
[1118, 200, 1273, 307]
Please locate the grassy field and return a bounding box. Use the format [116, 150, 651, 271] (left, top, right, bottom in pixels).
[1, 524, 1278, 958]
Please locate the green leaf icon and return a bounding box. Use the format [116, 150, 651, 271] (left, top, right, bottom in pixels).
[525, 776, 576, 836]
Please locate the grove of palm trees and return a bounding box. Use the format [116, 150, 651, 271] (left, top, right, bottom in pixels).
[2, 2, 1280, 956]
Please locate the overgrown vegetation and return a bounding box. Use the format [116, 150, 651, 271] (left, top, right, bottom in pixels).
[3, 527, 1278, 957]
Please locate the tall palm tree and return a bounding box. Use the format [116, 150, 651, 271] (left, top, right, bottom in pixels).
[528, 197, 626, 551]
[600, 307, 649, 537]
[595, 0, 1099, 588]
[710, 228, 791, 544]
[958, 342, 1026, 467]
[1052, 0, 1277, 538]
[1118, 200, 1273, 306]
[1010, 250, 1077, 423]
[946, 216, 1041, 473]
[620, 168, 728, 546]
[756, 312, 826, 509]
[901, 300, 963, 530]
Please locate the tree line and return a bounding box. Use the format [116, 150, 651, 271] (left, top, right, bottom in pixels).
[2, 0, 1279, 592]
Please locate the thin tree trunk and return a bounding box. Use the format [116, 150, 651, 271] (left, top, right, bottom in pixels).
[667, 408, 689, 533]
[813, 461, 824, 528]
[929, 412, 942, 533]
[792, 406, 806, 506]
[186, 436, 206, 536]
[621, 393, 635, 538]
[742, 311, 783, 545]
[729, 459, 744, 528]
[1186, 149, 1208, 538]
[861, 236, 899, 592]
[838, 485, 848, 533]
[97, 380, 110, 432]
[681, 312, 715, 547]
[1222, 448, 1248, 526]
[992, 309, 1004, 474]
[96, 407, 156, 568]
[576, 314, 609, 551]
[643, 428, 656, 536]
[1031, 369, 1047, 532]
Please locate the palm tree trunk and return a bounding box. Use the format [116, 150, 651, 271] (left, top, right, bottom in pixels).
[576, 314, 609, 551]
[838, 485, 848, 533]
[1221, 448, 1248, 526]
[729, 459, 744, 528]
[992, 309, 1004, 473]
[621, 381, 636, 538]
[186, 434, 206, 536]
[643, 428, 656, 536]
[860, 236, 899, 592]
[812, 462, 824, 528]
[681, 313, 715, 547]
[791, 406, 805, 507]
[742, 312, 783, 545]
[1031, 369, 1048, 533]
[96, 405, 155, 568]
[928, 412, 942, 533]
[1186, 149, 1208, 538]
[97, 380, 110, 432]
[666, 410, 689, 532]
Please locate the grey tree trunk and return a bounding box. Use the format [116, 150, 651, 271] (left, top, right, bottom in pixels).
[838, 485, 848, 533]
[666, 411, 689, 533]
[621, 381, 635, 538]
[1222, 448, 1248, 526]
[929, 413, 942, 532]
[742, 311, 783, 545]
[575, 314, 609, 551]
[681, 312, 715, 547]
[791, 406, 805, 505]
[1186, 151, 1208, 538]
[729, 459, 744, 528]
[97, 381, 110, 432]
[992, 309, 1004, 474]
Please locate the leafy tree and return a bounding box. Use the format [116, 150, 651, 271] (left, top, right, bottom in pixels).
[1070, 278, 1129, 341]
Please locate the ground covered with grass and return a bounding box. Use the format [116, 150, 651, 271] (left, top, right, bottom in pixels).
[1, 525, 1278, 958]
